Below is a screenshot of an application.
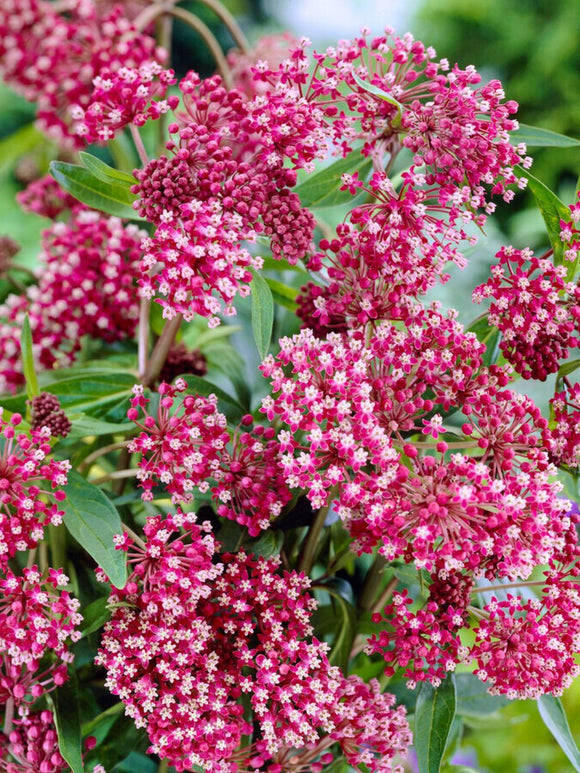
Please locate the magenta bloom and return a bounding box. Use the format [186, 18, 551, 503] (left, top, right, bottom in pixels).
[0, 411, 69, 567]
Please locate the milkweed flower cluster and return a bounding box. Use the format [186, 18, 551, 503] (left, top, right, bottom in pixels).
[0, 208, 144, 392]
[473, 245, 580, 380]
[128, 380, 292, 536]
[0, 0, 163, 146]
[0, 410, 69, 566]
[98, 513, 411, 771]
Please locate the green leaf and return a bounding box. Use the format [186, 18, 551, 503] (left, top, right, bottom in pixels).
[556, 358, 580, 386]
[251, 271, 274, 360]
[466, 315, 502, 367]
[53, 675, 83, 773]
[415, 674, 457, 773]
[62, 469, 127, 589]
[293, 153, 373, 209]
[537, 695, 580, 771]
[20, 314, 39, 400]
[50, 160, 142, 220]
[246, 529, 284, 558]
[352, 71, 404, 125]
[182, 322, 242, 351]
[79, 152, 137, 186]
[322, 580, 357, 671]
[454, 673, 509, 716]
[82, 702, 124, 745]
[181, 374, 245, 423]
[69, 414, 135, 438]
[512, 123, 580, 148]
[112, 752, 158, 773]
[80, 596, 110, 638]
[264, 276, 299, 312]
[37, 371, 136, 416]
[519, 169, 570, 265]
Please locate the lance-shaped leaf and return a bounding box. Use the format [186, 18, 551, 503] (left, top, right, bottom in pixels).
[61, 469, 127, 589]
[293, 153, 373, 209]
[52, 674, 83, 773]
[512, 124, 580, 148]
[20, 314, 39, 400]
[79, 151, 137, 186]
[352, 71, 404, 126]
[538, 695, 580, 771]
[415, 674, 457, 773]
[519, 169, 570, 266]
[251, 271, 274, 360]
[50, 160, 141, 220]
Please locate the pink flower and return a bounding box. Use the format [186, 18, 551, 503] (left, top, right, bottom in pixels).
[0, 208, 144, 392]
[0, 0, 163, 146]
[0, 710, 66, 772]
[545, 383, 580, 468]
[72, 61, 178, 143]
[0, 411, 69, 567]
[471, 567, 580, 698]
[473, 245, 580, 380]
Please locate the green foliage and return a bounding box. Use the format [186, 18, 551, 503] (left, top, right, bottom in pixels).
[52, 676, 83, 773]
[538, 695, 580, 771]
[61, 470, 127, 589]
[50, 160, 141, 219]
[415, 675, 457, 773]
[250, 270, 274, 360]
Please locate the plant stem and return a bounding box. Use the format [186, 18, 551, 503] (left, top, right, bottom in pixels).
[79, 440, 132, 473]
[166, 6, 233, 88]
[142, 313, 182, 387]
[158, 761, 169, 773]
[3, 697, 14, 736]
[472, 579, 546, 595]
[138, 296, 151, 378]
[48, 524, 66, 569]
[194, 0, 250, 53]
[358, 554, 386, 611]
[91, 468, 140, 486]
[130, 124, 150, 167]
[297, 489, 337, 575]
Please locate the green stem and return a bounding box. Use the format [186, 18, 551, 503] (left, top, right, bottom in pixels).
[193, 0, 250, 53]
[166, 6, 233, 88]
[473, 579, 546, 595]
[130, 125, 150, 167]
[358, 553, 386, 611]
[142, 314, 183, 387]
[158, 761, 169, 773]
[48, 524, 66, 569]
[90, 468, 140, 486]
[78, 440, 132, 474]
[297, 488, 337, 575]
[138, 296, 151, 378]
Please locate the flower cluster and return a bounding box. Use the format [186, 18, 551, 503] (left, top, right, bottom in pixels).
[99, 515, 410, 771]
[71, 61, 178, 143]
[0, 410, 69, 567]
[471, 565, 580, 698]
[0, 0, 162, 146]
[0, 710, 66, 772]
[130, 69, 319, 324]
[473, 245, 580, 380]
[0, 207, 144, 392]
[128, 381, 291, 535]
[29, 393, 71, 438]
[545, 383, 580, 468]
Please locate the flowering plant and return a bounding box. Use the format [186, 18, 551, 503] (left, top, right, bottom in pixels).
[0, 1, 580, 771]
